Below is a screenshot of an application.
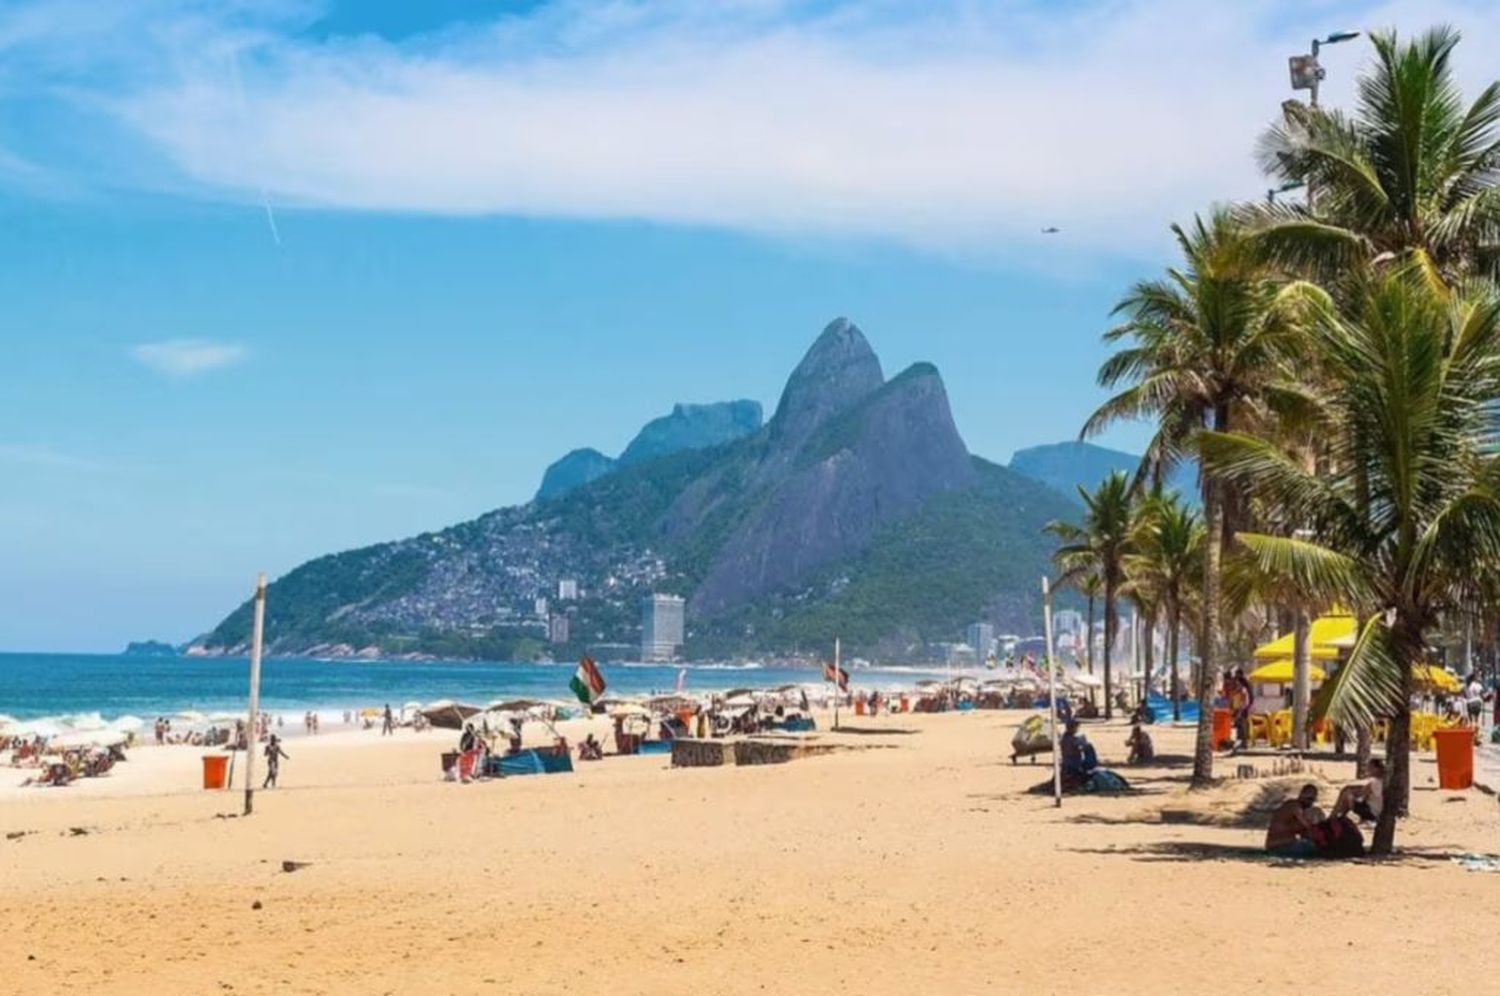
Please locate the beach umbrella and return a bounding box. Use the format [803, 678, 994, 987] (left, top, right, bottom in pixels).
[175, 710, 208, 725]
[487, 698, 545, 713]
[67, 713, 108, 731]
[0, 713, 16, 729]
[608, 704, 651, 718]
[720, 688, 755, 699]
[1412, 664, 1461, 694]
[1248, 659, 1327, 684]
[1253, 612, 1355, 661]
[1070, 673, 1104, 688]
[420, 700, 481, 730]
[110, 715, 145, 733]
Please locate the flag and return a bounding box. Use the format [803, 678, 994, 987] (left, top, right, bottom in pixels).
[675, 668, 687, 693]
[822, 660, 849, 692]
[569, 656, 607, 705]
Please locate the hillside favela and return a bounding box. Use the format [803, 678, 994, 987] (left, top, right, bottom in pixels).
[3, 4, 1498, 995]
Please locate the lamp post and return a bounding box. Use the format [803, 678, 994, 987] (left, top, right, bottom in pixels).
[1289, 31, 1360, 109]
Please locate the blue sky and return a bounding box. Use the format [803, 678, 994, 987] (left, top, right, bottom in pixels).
[3, 0, 1496, 651]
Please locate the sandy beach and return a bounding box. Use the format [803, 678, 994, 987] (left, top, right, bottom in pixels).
[3, 710, 1497, 996]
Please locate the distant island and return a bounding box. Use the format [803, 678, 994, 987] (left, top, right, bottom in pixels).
[123, 640, 179, 657]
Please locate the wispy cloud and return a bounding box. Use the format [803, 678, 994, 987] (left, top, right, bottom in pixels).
[131, 338, 247, 377]
[4, 1, 1500, 256]
[0, 443, 117, 473]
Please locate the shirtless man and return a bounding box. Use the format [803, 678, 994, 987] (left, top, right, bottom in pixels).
[1331, 759, 1385, 824]
[1265, 784, 1320, 857]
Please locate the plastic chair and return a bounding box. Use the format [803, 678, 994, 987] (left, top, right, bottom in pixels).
[1268, 710, 1293, 748]
[1247, 713, 1272, 747]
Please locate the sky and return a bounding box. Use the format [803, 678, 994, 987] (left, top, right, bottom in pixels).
[3, 0, 1498, 652]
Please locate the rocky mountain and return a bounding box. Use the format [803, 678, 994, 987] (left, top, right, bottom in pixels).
[201, 318, 1073, 660]
[1009, 440, 1197, 504]
[535, 448, 616, 501]
[534, 400, 763, 500]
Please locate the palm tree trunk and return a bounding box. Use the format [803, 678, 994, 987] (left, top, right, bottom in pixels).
[1292, 609, 1312, 750]
[1372, 617, 1420, 855]
[1085, 594, 1095, 675]
[1355, 727, 1372, 778]
[1142, 609, 1157, 704]
[1103, 583, 1116, 721]
[1191, 474, 1223, 788]
[1168, 597, 1182, 723]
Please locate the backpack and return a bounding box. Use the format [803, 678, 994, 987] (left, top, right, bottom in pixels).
[1309, 816, 1365, 859]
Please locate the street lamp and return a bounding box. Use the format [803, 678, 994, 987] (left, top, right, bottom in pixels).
[1266, 180, 1305, 205]
[1289, 30, 1360, 108]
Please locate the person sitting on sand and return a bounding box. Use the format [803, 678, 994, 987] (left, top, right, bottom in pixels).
[262, 735, 290, 788]
[579, 733, 603, 761]
[1265, 784, 1320, 857]
[1125, 722, 1154, 765]
[1059, 719, 1098, 783]
[1331, 759, 1384, 824]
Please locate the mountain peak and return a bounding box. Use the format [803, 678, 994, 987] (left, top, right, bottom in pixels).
[771, 317, 884, 447]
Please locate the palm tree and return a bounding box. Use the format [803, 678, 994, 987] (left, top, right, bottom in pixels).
[1253, 27, 1500, 285]
[1201, 267, 1500, 854]
[1048, 472, 1135, 719]
[1073, 570, 1102, 675]
[1085, 210, 1291, 785]
[1126, 495, 1205, 722]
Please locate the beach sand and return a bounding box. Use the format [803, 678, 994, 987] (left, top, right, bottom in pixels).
[3, 711, 1496, 995]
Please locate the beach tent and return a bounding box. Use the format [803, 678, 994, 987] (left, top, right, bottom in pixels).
[1248, 659, 1328, 683]
[1253, 613, 1356, 661]
[420, 700, 481, 730]
[487, 698, 546, 713]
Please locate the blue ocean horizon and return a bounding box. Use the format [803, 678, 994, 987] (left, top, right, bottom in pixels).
[0, 652, 950, 722]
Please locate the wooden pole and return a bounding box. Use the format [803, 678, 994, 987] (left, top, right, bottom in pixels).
[1043, 577, 1061, 808]
[243, 573, 266, 816]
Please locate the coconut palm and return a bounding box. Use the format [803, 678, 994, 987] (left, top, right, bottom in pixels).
[1072, 570, 1103, 675]
[1126, 494, 1205, 722]
[1254, 27, 1500, 285]
[1047, 472, 1135, 719]
[1084, 209, 1291, 784]
[1200, 267, 1500, 854]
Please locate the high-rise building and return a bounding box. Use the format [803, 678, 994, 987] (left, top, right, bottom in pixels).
[965, 622, 996, 660]
[558, 578, 578, 601]
[548, 613, 570, 645]
[1053, 610, 1083, 637]
[640, 594, 686, 662]
[534, 597, 549, 619]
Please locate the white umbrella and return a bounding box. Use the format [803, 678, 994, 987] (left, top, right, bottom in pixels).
[110, 715, 145, 733]
[67, 713, 108, 731]
[0, 713, 16, 729]
[175, 710, 208, 725]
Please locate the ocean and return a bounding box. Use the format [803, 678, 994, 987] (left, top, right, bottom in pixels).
[0, 652, 950, 723]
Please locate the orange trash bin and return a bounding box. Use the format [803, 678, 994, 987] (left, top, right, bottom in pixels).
[1212, 708, 1233, 749]
[1433, 727, 1474, 789]
[201, 754, 229, 790]
[854, 698, 866, 716]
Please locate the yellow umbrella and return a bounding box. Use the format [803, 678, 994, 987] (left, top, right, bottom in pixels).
[1412, 665, 1461, 693]
[1253, 613, 1356, 661]
[1247, 659, 1327, 683]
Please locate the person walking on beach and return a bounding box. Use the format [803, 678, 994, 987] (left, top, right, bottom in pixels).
[262, 735, 290, 788]
[382, 703, 395, 736]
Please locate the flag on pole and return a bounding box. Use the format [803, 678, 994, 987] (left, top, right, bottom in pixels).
[675, 668, 687, 693]
[569, 656, 607, 705]
[822, 660, 849, 691]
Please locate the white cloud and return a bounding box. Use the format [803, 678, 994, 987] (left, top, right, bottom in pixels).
[0, 443, 116, 473]
[6, 1, 1500, 257]
[131, 338, 247, 377]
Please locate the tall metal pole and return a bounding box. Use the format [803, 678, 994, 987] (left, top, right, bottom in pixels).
[1042, 577, 1061, 808]
[832, 636, 841, 731]
[243, 572, 266, 816]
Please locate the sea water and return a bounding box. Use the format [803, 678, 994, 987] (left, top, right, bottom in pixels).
[0, 652, 945, 723]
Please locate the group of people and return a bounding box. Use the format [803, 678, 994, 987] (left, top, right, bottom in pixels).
[1265, 760, 1386, 859]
